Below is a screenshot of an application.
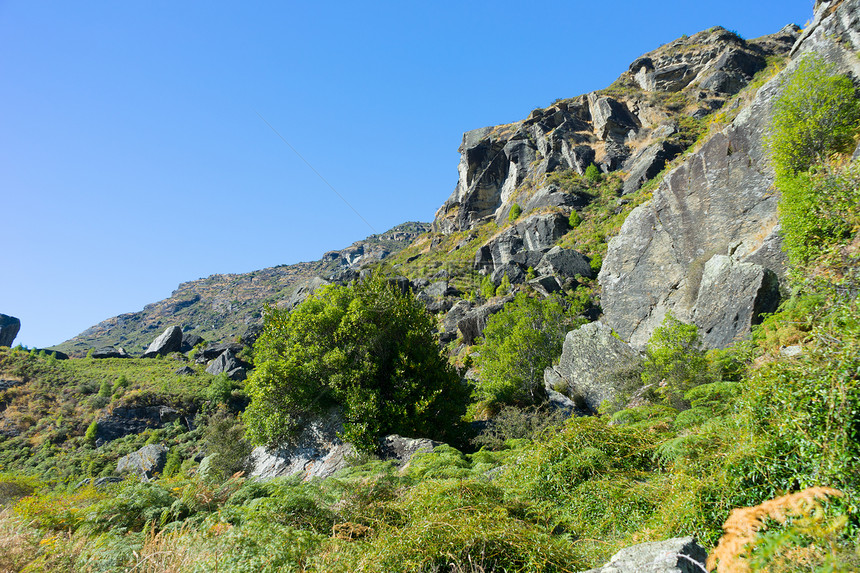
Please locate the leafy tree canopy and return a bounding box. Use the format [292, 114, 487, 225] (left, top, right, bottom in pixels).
[243, 274, 469, 453]
[769, 54, 860, 176]
[476, 292, 584, 406]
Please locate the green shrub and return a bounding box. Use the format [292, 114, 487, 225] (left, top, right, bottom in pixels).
[477, 293, 582, 405]
[97, 380, 111, 398]
[640, 314, 712, 410]
[568, 210, 582, 228]
[776, 163, 860, 268]
[769, 54, 860, 176]
[585, 163, 602, 182]
[84, 419, 98, 444]
[472, 404, 568, 450]
[202, 408, 253, 481]
[495, 273, 511, 296]
[480, 274, 496, 299]
[508, 203, 522, 222]
[244, 274, 469, 453]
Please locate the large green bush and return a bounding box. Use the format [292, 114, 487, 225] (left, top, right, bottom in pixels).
[476, 293, 582, 405]
[244, 274, 469, 453]
[769, 55, 860, 176]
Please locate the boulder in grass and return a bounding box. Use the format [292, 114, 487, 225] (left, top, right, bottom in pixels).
[578, 536, 707, 573]
[116, 444, 168, 481]
[142, 326, 183, 358]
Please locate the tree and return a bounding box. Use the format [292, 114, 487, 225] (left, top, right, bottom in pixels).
[244, 274, 469, 453]
[640, 314, 711, 409]
[584, 163, 602, 182]
[769, 54, 860, 177]
[477, 293, 583, 405]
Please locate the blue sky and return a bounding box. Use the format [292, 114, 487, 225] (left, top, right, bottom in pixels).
[1, 1, 813, 348]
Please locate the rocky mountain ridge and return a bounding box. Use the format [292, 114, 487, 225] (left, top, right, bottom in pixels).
[53, 222, 429, 357]
[432, 24, 800, 234]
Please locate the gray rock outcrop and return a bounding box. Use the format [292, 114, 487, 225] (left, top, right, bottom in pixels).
[599, 0, 857, 351]
[97, 406, 182, 442]
[547, 322, 642, 413]
[535, 246, 593, 280]
[205, 350, 247, 381]
[0, 314, 21, 348]
[116, 444, 168, 481]
[458, 298, 510, 345]
[378, 435, 441, 469]
[91, 346, 130, 359]
[194, 341, 244, 363]
[249, 408, 443, 482]
[474, 213, 569, 274]
[621, 141, 682, 195]
[579, 537, 707, 573]
[433, 26, 800, 236]
[142, 325, 183, 358]
[692, 255, 780, 348]
[180, 333, 204, 353]
[249, 409, 351, 481]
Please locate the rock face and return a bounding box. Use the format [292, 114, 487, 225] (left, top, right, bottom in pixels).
[458, 298, 511, 345]
[97, 406, 182, 442]
[205, 350, 247, 381]
[547, 322, 642, 413]
[474, 213, 569, 273]
[142, 325, 183, 358]
[91, 346, 130, 359]
[692, 255, 780, 348]
[116, 444, 168, 481]
[535, 246, 593, 280]
[433, 27, 800, 236]
[249, 410, 444, 481]
[621, 141, 682, 195]
[249, 409, 353, 481]
[378, 435, 441, 469]
[579, 537, 707, 573]
[598, 110, 785, 348]
[0, 314, 21, 348]
[598, 0, 857, 350]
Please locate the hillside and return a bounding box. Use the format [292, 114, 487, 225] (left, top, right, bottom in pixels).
[1, 1, 859, 571]
[52, 222, 429, 357]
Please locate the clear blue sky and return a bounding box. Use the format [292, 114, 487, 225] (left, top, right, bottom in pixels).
[1, 1, 813, 348]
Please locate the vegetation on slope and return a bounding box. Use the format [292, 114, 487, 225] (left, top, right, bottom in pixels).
[0, 39, 859, 573]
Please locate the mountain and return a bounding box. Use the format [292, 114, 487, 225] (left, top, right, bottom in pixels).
[52, 221, 429, 357]
[55, 22, 806, 358]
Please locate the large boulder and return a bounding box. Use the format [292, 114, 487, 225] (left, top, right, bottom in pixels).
[378, 435, 441, 469]
[0, 314, 21, 347]
[284, 277, 331, 311]
[458, 299, 510, 345]
[249, 409, 443, 482]
[195, 341, 245, 363]
[180, 333, 204, 353]
[692, 255, 780, 348]
[547, 321, 642, 414]
[599, 83, 783, 350]
[536, 246, 593, 280]
[91, 346, 130, 359]
[205, 350, 247, 381]
[579, 537, 707, 573]
[476, 213, 569, 273]
[621, 141, 682, 195]
[97, 406, 181, 442]
[142, 325, 183, 358]
[248, 409, 352, 481]
[117, 444, 168, 481]
[599, 5, 857, 351]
